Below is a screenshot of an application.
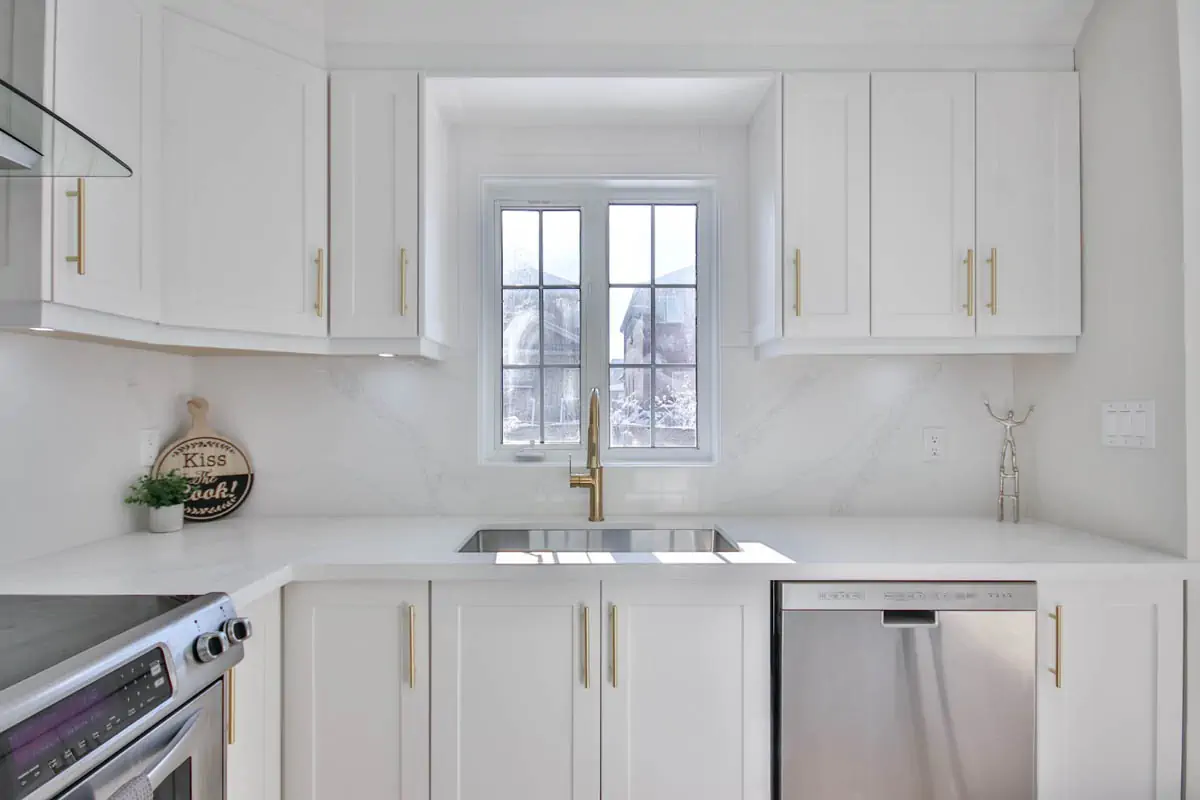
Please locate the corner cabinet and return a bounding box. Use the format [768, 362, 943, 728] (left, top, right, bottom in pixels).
[329, 70, 454, 356]
[283, 581, 430, 800]
[1037, 581, 1183, 800]
[751, 70, 1081, 356]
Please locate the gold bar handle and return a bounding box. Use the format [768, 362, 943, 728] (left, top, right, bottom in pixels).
[227, 667, 236, 745]
[408, 604, 417, 689]
[962, 249, 975, 317]
[1049, 605, 1063, 688]
[314, 248, 325, 317]
[65, 178, 85, 275]
[986, 247, 998, 315]
[610, 604, 618, 688]
[792, 248, 801, 315]
[582, 605, 591, 689]
[400, 247, 409, 315]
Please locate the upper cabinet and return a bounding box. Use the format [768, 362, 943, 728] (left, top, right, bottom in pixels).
[752, 70, 1081, 356]
[871, 72, 977, 339]
[160, 11, 328, 337]
[329, 71, 454, 352]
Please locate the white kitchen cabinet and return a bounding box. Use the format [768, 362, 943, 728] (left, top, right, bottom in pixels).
[780, 73, 870, 339]
[976, 72, 1081, 338]
[160, 10, 327, 337]
[227, 589, 281, 800]
[601, 581, 770, 800]
[284, 582, 430, 800]
[871, 72, 976, 339]
[51, 0, 161, 321]
[1037, 581, 1183, 800]
[329, 70, 454, 352]
[431, 580, 601, 800]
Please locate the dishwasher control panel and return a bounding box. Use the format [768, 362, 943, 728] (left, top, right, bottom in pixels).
[779, 581, 1038, 611]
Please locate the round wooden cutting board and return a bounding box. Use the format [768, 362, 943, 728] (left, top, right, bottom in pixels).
[153, 397, 254, 522]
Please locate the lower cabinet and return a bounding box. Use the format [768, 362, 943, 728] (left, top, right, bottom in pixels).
[1037, 581, 1184, 800]
[283, 581, 430, 800]
[226, 589, 282, 800]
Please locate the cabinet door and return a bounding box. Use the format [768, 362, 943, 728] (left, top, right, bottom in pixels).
[872, 72, 976, 338]
[431, 581, 601, 800]
[1038, 581, 1183, 800]
[227, 589, 281, 800]
[284, 582, 429, 800]
[601, 581, 770, 800]
[329, 71, 420, 339]
[976, 73, 1081, 338]
[51, 0, 160, 320]
[782, 72, 870, 338]
[161, 12, 327, 336]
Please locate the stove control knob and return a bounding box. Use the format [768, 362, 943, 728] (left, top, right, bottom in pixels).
[222, 617, 253, 644]
[194, 632, 229, 663]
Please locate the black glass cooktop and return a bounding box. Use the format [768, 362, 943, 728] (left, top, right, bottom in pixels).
[0, 596, 189, 693]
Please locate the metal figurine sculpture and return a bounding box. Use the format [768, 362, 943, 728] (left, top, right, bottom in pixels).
[985, 402, 1035, 523]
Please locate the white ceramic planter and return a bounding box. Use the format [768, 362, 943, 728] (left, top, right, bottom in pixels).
[149, 504, 185, 534]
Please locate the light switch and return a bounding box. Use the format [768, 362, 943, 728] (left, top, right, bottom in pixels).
[1101, 402, 1155, 449]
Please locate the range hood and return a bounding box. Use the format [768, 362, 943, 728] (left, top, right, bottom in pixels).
[0, 77, 130, 177]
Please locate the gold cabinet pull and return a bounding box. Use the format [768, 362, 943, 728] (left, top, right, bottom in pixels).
[1049, 605, 1063, 688]
[582, 605, 591, 689]
[227, 667, 237, 745]
[400, 247, 409, 315]
[610, 604, 618, 688]
[408, 604, 417, 689]
[986, 247, 998, 315]
[792, 248, 801, 315]
[65, 178, 86, 275]
[962, 249, 975, 317]
[314, 248, 325, 317]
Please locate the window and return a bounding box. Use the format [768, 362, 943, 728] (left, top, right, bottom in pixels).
[482, 183, 716, 465]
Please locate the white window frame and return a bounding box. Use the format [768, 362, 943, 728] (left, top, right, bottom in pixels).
[479, 179, 719, 466]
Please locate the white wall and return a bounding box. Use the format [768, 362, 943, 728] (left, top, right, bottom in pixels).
[192, 124, 1015, 519]
[0, 333, 192, 564]
[1014, 0, 1186, 554]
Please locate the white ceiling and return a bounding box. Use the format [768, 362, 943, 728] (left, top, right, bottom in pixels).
[427, 76, 777, 126]
[327, 0, 1096, 47]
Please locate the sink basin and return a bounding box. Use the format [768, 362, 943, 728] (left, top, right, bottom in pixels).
[459, 527, 739, 554]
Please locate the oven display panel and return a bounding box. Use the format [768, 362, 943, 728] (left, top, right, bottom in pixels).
[0, 648, 173, 799]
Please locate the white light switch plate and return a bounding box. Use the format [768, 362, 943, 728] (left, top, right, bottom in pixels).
[1101, 402, 1155, 449]
[139, 429, 162, 467]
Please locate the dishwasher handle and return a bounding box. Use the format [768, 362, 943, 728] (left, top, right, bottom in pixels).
[881, 610, 939, 628]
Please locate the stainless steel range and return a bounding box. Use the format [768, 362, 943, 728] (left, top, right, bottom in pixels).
[0, 593, 250, 800]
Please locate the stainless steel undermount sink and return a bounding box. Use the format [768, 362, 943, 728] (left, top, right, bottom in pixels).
[458, 527, 739, 554]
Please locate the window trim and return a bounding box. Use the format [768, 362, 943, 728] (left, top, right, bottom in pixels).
[479, 179, 719, 467]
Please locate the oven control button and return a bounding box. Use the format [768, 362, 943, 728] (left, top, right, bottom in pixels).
[222, 617, 253, 644]
[62, 749, 76, 766]
[194, 631, 229, 663]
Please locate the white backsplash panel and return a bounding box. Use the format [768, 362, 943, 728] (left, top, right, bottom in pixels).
[191, 350, 1013, 518]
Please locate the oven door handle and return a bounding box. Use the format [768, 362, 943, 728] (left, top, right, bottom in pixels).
[143, 710, 202, 789]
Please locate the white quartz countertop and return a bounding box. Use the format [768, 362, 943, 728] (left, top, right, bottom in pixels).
[0, 516, 1191, 607]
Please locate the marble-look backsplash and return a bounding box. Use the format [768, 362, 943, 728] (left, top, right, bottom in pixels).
[191, 350, 1014, 518]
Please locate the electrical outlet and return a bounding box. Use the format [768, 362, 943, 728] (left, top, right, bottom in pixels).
[923, 427, 946, 461]
[139, 429, 161, 467]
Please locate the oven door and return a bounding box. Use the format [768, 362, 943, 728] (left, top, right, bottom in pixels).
[56, 681, 223, 800]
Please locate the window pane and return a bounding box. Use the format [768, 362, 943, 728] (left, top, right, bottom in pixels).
[544, 289, 580, 366]
[609, 205, 651, 284]
[502, 368, 540, 445]
[502, 210, 539, 285]
[610, 287, 649, 365]
[654, 368, 697, 448]
[502, 289, 540, 365]
[654, 288, 696, 364]
[543, 210, 581, 286]
[543, 368, 581, 444]
[610, 367, 651, 448]
[654, 205, 697, 284]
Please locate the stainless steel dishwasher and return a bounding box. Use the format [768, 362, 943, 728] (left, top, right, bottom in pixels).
[775, 582, 1037, 800]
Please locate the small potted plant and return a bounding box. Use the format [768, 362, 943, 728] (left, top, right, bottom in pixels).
[125, 470, 192, 533]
